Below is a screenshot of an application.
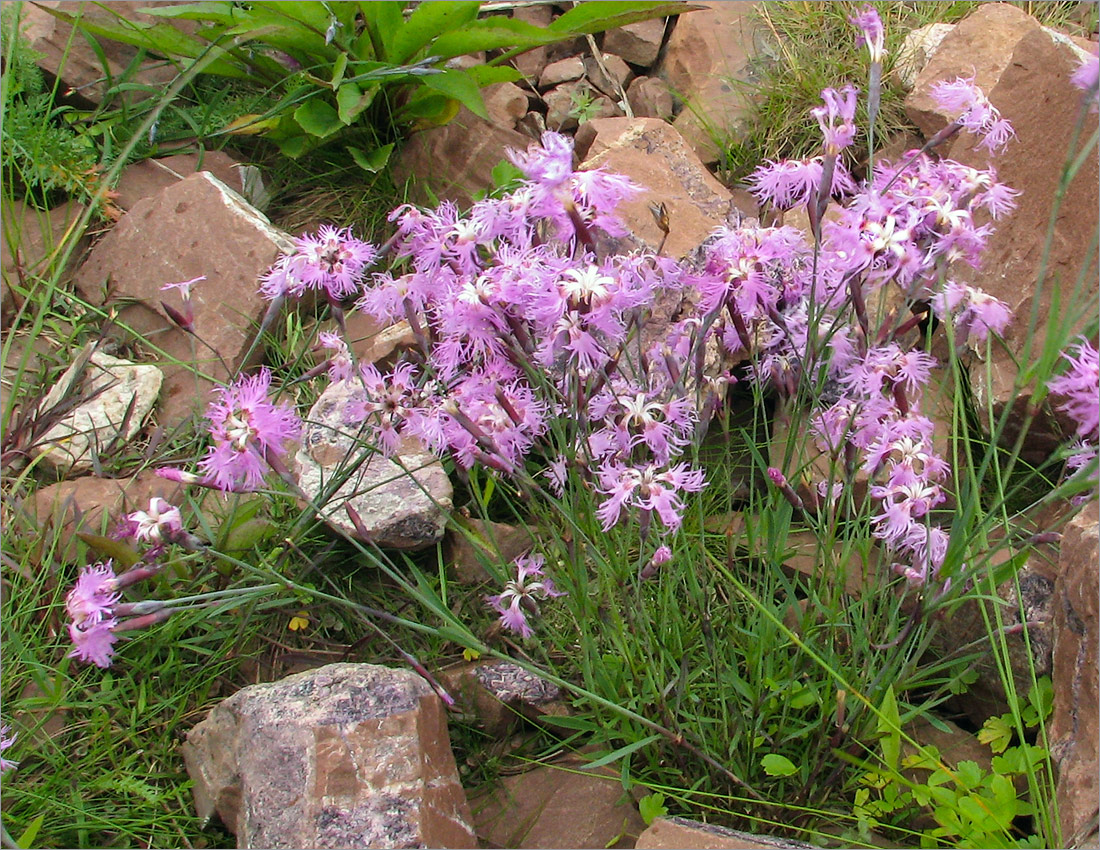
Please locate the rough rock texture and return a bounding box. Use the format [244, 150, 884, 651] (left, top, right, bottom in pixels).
[510, 4, 554, 81]
[35, 346, 162, 474]
[919, 23, 1099, 461]
[635, 817, 820, 849]
[578, 118, 747, 258]
[182, 663, 477, 850]
[539, 56, 586, 89]
[27, 469, 184, 563]
[435, 659, 565, 736]
[394, 106, 532, 209]
[661, 1, 759, 163]
[444, 518, 536, 585]
[72, 172, 294, 427]
[113, 151, 256, 212]
[295, 378, 451, 550]
[893, 23, 956, 91]
[482, 82, 530, 132]
[583, 53, 634, 100]
[603, 18, 667, 68]
[1051, 503, 1100, 846]
[626, 76, 676, 121]
[470, 753, 646, 849]
[18, 2, 192, 105]
[1, 200, 88, 323]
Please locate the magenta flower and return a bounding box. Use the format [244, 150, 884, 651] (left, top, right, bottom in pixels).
[68, 618, 120, 668]
[930, 77, 1015, 153]
[66, 561, 120, 627]
[197, 368, 302, 491]
[317, 331, 354, 382]
[0, 724, 17, 774]
[850, 4, 886, 63]
[931, 281, 1012, 344]
[812, 86, 859, 154]
[595, 461, 706, 532]
[1071, 52, 1099, 112]
[124, 498, 184, 544]
[747, 157, 857, 210]
[486, 554, 565, 638]
[261, 225, 377, 301]
[1049, 338, 1099, 440]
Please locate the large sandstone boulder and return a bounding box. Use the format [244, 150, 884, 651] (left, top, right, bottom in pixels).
[113, 151, 264, 213]
[1051, 503, 1100, 846]
[182, 663, 477, 849]
[910, 18, 1099, 460]
[577, 117, 751, 258]
[659, 1, 759, 164]
[294, 378, 452, 550]
[73, 172, 294, 427]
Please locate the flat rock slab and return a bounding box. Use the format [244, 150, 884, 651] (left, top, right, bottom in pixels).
[636, 817, 820, 849]
[182, 663, 477, 850]
[36, 346, 162, 474]
[295, 378, 451, 550]
[73, 172, 294, 428]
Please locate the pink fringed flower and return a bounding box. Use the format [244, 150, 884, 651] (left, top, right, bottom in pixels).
[65, 561, 120, 628]
[197, 368, 301, 491]
[1049, 338, 1099, 440]
[0, 724, 17, 774]
[486, 554, 565, 638]
[124, 498, 184, 544]
[68, 618, 120, 668]
[261, 225, 377, 300]
[850, 4, 885, 63]
[930, 77, 1015, 152]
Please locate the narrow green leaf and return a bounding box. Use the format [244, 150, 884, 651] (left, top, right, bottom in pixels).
[877, 685, 901, 772]
[16, 815, 45, 850]
[761, 753, 798, 776]
[331, 52, 348, 89]
[293, 99, 342, 138]
[549, 2, 695, 35]
[429, 16, 564, 60]
[580, 734, 663, 770]
[76, 533, 141, 569]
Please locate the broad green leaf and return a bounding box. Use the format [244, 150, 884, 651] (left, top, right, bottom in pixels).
[401, 92, 461, 130]
[954, 759, 984, 790]
[465, 64, 523, 87]
[336, 82, 376, 124]
[580, 734, 662, 770]
[388, 1, 481, 65]
[222, 113, 283, 135]
[877, 685, 901, 772]
[356, 1, 403, 59]
[138, 3, 241, 24]
[293, 99, 342, 138]
[221, 518, 276, 552]
[638, 793, 668, 825]
[421, 69, 487, 119]
[347, 143, 393, 174]
[978, 714, 1014, 754]
[430, 16, 566, 60]
[1026, 677, 1054, 724]
[76, 533, 141, 569]
[761, 753, 798, 777]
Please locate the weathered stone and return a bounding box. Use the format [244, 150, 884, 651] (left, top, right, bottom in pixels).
[333, 311, 418, 367]
[929, 26, 1099, 462]
[603, 19, 667, 69]
[18, 2, 193, 106]
[395, 106, 532, 209]
[1051, 503, 1100, 845]
[906, 5, 1041, 141]
[1, 200, 89, 323]
[471, 753, 646, 849]
[72, 172, 295, 428]
[28, 470, 185, 563]
[583, 53, 633, 100]
[482, 81, 530, 131]
[182, 663, 476, 850]
[445, 517, 536, 585]
[579, 118, 747, 258]
[636, 817, 820, 849]
[294, 378, 451, 550]
[35, 346, 162, 474]
[661, 1, 759, 164]
[511, 4, 555, 81]
[436, 660, 564, 736]
[544, 82, 620, 133]
[113, 151, 254, 212]
[539, 56, 586, 90]
[893, 23, 956, 91]
[626, 75, 676, 121]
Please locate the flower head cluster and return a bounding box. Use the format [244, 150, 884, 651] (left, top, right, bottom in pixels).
[813, 86, 859, 155]
[196, 368, 301, 491]
[486, 554, 565, 638]
[747, 156, 858, 210]
[1049, 338, 1099, 443]
[261, 225, 378, 301]
[850, 4, 886, 63]
[930, 76, 1015, 153]
[0, 724, 16, 774]
[66, 561, 122, 667]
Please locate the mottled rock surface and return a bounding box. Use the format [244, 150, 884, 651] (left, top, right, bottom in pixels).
[182, 663, 476, 849]
[436, 660, 564, 736]
[295, 378, 451, 550]
[1051, 503, 1100, 845]
[72, 172, 294, 427]
[636, 817, 820, 849]
[35, 346, 162, 474]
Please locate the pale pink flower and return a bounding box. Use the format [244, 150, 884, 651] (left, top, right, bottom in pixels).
[486, 554, 565, 638]
[65, 561, 120, 627]
[125, 498, 184, 544]
[1, 723, 18, 774]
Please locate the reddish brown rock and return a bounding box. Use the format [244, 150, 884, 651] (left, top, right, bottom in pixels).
[182, 663, 477, 850]
[1, 200, 88, 324]
[445, 517, 536, 585]
[932, 26, 1099, 460]
[893, 22, 956, 91]
[395, 106, 532, 209]
[544, 82, 620, 133]
[626, 76, 676, 121]
[583, 53, 634, 100]
[471, 753, 646, 849]
[636, 817, 819, 849]
[113, 151, 250, 212]
[435, 659, 565, 736]
[482, 82, 530, 131]
[72, 172, 294, 428]
[1051, 503, 1100, 845]
[511, 4, 555, 81]
[578, 118, 747, 258]
[604, 19, 667, 69]
[539, 56, 586, 90]
[18, 2, 193, 106]
[661, 1, 759, 164]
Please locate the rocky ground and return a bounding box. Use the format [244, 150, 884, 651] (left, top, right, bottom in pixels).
[3, 2, 1098, 848]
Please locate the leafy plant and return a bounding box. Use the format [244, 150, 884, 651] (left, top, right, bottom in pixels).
[39, 1, 688, 167]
